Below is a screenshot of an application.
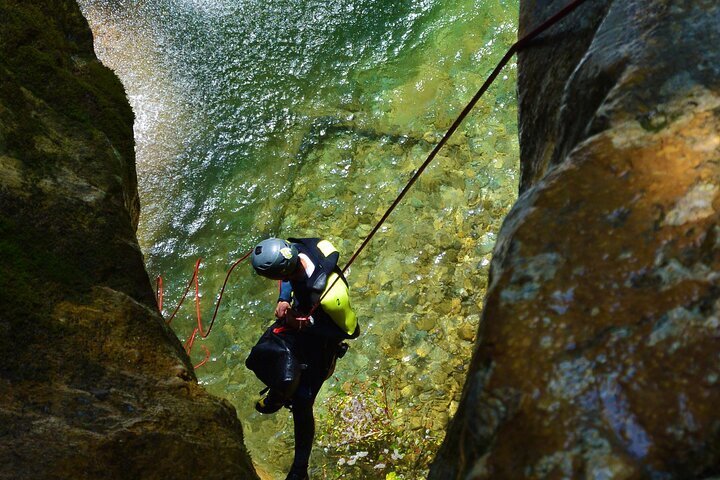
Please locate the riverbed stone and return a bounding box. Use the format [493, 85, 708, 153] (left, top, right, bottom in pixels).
[0, 2, 258, 479]
[431, 1, 720, 479]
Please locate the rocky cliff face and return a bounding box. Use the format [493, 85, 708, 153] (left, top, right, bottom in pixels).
[431, 1, 720, 478]
[0, 2, 258, 479]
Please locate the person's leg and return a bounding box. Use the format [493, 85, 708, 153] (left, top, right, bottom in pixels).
[288, 390, 315, 477]
[287, 348, 335, 478]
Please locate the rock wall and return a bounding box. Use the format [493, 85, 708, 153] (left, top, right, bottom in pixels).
[0, 2, 258, 479]
[431, 1, 720, 478]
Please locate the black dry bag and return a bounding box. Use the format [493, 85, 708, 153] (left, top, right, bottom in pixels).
[245, 323, 301, 400]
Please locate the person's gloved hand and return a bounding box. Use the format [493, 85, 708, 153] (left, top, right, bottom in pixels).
[275, 301, 291, 319]
[285, 308, 313, 331]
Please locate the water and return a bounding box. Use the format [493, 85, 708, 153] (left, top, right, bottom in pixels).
[79, 1, 519, 478]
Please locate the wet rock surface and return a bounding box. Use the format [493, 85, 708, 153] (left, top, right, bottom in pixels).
[431, 1, 720, 479]
[0, 1, 257, 479]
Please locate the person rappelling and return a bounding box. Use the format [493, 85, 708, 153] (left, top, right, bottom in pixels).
[245, 237, 360, 480]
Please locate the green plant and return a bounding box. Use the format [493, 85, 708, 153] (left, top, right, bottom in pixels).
[316, 376, 442, 479]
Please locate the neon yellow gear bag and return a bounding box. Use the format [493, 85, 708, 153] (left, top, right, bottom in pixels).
[320, 272, 357, 335]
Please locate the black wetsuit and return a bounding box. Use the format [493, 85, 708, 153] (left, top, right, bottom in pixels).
[276, 238, 359, 476]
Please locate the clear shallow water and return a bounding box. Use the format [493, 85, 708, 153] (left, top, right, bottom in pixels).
[79, 1, 519, 478]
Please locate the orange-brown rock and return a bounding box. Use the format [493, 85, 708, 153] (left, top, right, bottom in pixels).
[0, 1, 258, 478]
[431, 1, 720, 478]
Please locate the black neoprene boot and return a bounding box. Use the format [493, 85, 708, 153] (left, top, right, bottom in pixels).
[284, 467, 309, 480]
[254, 390, 285, 414]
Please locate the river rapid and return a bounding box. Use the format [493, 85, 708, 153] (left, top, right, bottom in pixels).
[78, 1, 519, 478]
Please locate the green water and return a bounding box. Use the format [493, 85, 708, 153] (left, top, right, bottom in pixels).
[79, 1, 519, 478]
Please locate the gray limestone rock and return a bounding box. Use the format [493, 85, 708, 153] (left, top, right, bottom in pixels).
[431, 1, 720, 478]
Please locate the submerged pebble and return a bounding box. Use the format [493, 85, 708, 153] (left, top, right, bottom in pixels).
[81, 0, 521, 477]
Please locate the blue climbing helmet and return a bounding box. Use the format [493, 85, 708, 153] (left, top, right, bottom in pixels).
[251, 238, 299, 280]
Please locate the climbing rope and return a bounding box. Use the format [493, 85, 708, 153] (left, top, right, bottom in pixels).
[310, 0, 593, 314]
[157, 251, 251, 368]
[339, 0, 592, 275]
[156, 0, 591, 367]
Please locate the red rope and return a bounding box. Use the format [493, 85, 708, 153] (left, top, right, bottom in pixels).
[156, 275, 164, 311]
[155, 0, 591, 364]
[161, 258, 201, 326]
[157, 250, 252, 368]
[194, 345, 211, 369]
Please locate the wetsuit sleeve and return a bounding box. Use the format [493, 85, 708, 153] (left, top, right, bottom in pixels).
[278, 280, 292, 303]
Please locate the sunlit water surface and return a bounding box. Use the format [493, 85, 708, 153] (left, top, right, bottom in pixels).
[79, 1, 519, 478]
